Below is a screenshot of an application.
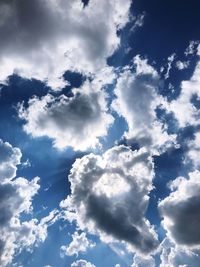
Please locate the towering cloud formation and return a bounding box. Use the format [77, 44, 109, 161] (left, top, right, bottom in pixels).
[0, 0, 131, 89]
[61, 145, 158, 254]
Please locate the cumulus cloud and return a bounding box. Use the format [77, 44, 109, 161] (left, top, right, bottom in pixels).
[112, 56, 176, 154]
[71, 259, 96, 267]
[0, 139, 56, 266]
[132, 254, 155, 267]
[60, 145, 158, 254]
[160, 238, 200, 267]
[165, 48, 200, 127]
[18, 80, 114, 151]
[0, 0, 131, 89]
[159, 171, 200, 248]
[187, 131, 200, 168]
[60, 231, 95, 257]
[176, 60, 189, 70]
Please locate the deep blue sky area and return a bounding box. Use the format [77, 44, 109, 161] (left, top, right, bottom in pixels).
[0, 1, 200, 267]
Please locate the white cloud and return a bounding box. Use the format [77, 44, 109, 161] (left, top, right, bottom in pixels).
[132, 254, 155, 267]
[0, 0, 131, 90]
[176, 60, 189, 70]
[60, 145, 158, 254]
[71, 259, 96, 267]
[165, 49, 200, 127]
[185, 41, 200, 56]
[60, 231, 95, 257]
[164, 53, 176, 79]
[187, 131, 200, 168]
[159, 171, 200, 249]
[0, 139, 57, 266]
[130, 13, 146, 33]
[112, 57, 176, 154]
[160, 238, 200, 267]
[18, 80, 114, 151]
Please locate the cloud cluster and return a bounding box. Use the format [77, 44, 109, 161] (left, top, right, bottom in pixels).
[60, 231, 95, 257]
[187, 131, 200, 168]
[18, 80, 114, 151]
[0, 139, 56, 266]
[132, 254, 155, 267]
[71, 259, 96, 267]
[160, 238, 200, 267]
[112, 56, 176, 154]
[0, 0, 131, 89]
[60, 145, 158, 254]
[165, 49, 200, 127]
[159, 171, 200, 248]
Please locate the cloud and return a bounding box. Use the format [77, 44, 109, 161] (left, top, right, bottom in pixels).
[176, 60, 189, 70]
[185, 41, 200, 56]
[71, 259, 96, 267]
[160, 238, 200, 267]
[164, 53, 176, 79]
[60, 145, 158, 254]
[0, 139, 57, 266]
[187, 131, 200, 168]
[132, 254, 155, 267]
[159, 171, 200, 248]
[112, 56, 176, 154]
[18, 80, 114, 151]
[0, 0, 131, 89]
[60, 231, 95, 257]
[165, 48, 200, 127]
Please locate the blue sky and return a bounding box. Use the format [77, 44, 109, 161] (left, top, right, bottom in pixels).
[0, 1, 200, 267]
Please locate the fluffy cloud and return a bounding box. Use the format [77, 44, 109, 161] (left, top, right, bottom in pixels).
[60, 231, 95, 257]
[112, 56, 176, 154]
[159, 171, 200, 248]
[187, 131, 200, 167]
[132, 254, 155, 267]
[0, 139, 56, 266]
[18, 80, 114, 151]
[71, 259, 96, 267]
[0, 0, 131, 89]
[160, 238, 200, 267]
[165, 49, 200, 127]
[60, 145, 158, 254]
[176, 60, 189, 70]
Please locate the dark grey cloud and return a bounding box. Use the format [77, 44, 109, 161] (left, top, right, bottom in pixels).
[159, 171, 200, 248]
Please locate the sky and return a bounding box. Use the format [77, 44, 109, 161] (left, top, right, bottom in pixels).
[0, 0, 200, 267]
